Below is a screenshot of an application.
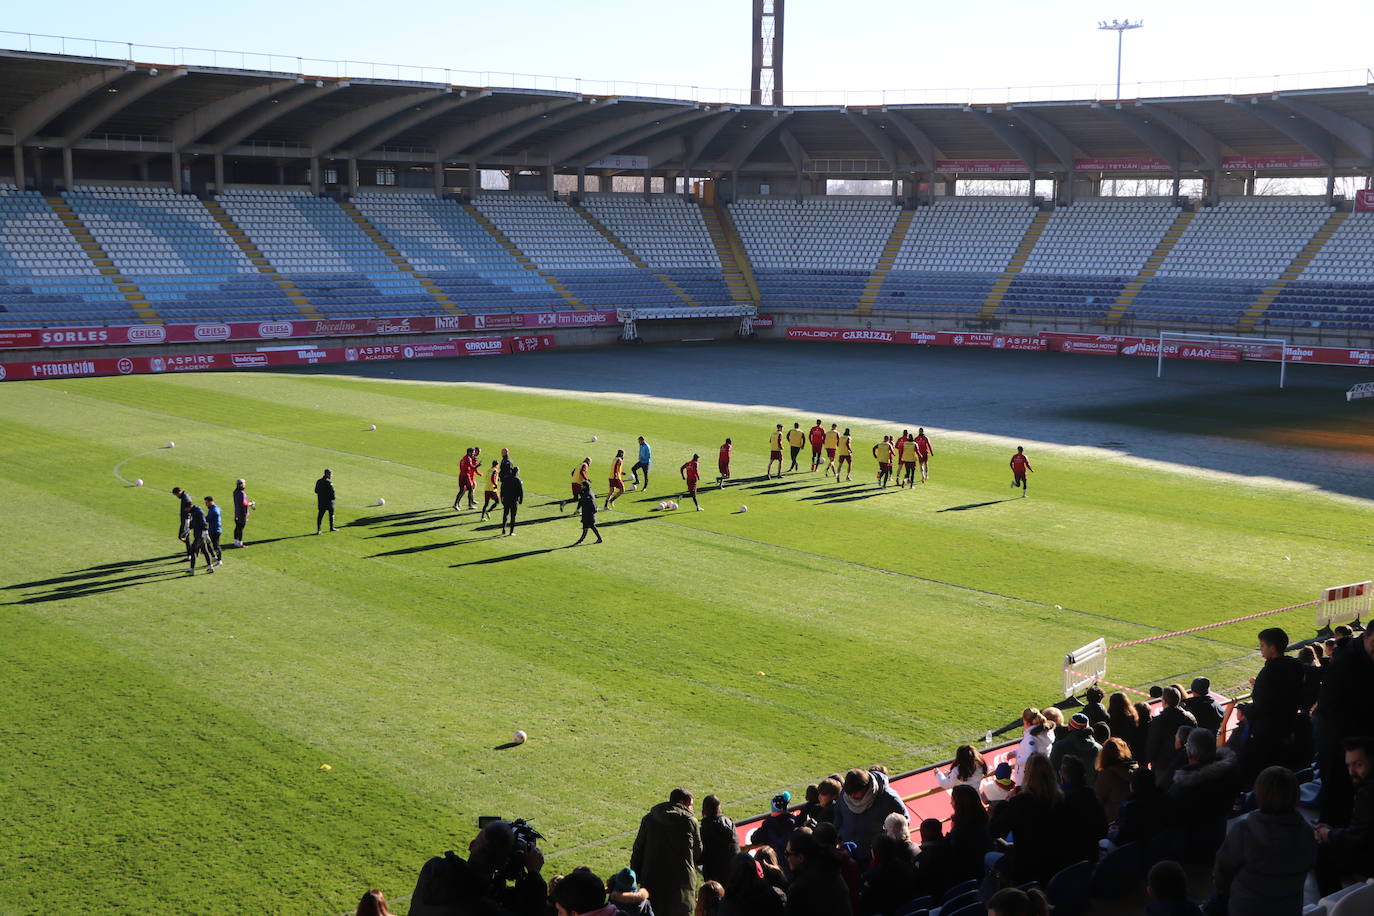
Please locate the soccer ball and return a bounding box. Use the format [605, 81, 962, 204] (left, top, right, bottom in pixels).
[368, 424, 377, 431]
[376, 497, 386, 506]
[166, 441, 175, 449]
[513, 730, 527, 744]
[739, 505, 748, 512]
[657, 500, 669, 511]
[669, 500, 680, 510]
[135, 479, 144, 487]
[591, 435, 598, 442]
[629, 484, 638, 491]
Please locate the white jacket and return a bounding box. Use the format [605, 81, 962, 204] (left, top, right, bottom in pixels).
[1013, 726, 1054, 785]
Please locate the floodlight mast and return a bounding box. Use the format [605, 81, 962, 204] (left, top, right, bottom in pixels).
[1098, 19, 1144, 99]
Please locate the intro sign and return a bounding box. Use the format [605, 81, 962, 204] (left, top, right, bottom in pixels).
[0, 310, 618, 351]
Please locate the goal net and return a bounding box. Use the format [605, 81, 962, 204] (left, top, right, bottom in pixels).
[1155, 332, 1288, 388]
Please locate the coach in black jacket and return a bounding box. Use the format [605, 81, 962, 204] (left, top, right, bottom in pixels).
[1244, 626, 1304, 784]
[315, 469, 336, 534]
[500, 466, 523, 536]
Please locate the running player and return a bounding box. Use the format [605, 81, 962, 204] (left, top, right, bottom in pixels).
[872, 435, 895, 488]
[837, 427, 853, 481]
[717, 438, 733, 487]
[898, 433, 919, 488]
[808, 419, 826, 471]
[895, 429, 911, 468]
[914, 427, 935, 483]
[1010, 446, 1033, 497]
[564, 457, 592, 512]
[605, 449, 626, 509]
[480, 460, 501, 520]
[786, 422, 806, 472]
[823, 423, 840, 477]
[680, 453, 703, 511]
[454, 448, 475, 510]
[766, 424, 785, 478]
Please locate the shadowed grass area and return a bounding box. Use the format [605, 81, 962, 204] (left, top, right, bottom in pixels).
[1, 370, 1370, 913]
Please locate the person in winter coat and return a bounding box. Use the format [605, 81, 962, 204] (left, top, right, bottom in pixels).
[833, 768, 908, 862]
[717, 852, 784, 916]
[1094, 737, 1139, 824]
[1168, 728, 1241, 828]
[698, 795, 739, 886]
[936, 745, 990, 792]
[858, 833, 918, 916]
[552, 867, 621, 916]
[1243, 627, 1304, 784]
[1014, 708, 1055, 786]
[1050, 713, 1102, 787]
[990, 753, 1070, 885]
[1181, 677, 1225, 735]
[630, 788, 702, 916]
[607, 867, 655, 916]
[1108, 692, 1146, 763]
[1082, 684, 1110, 726]
[749, 793, 798, 879]
[500, 465, 524, 535]
[784, 829, 853, 916]
[572, 482, 603, 545]
[1147, 688, 1196, 786]
[1212, 766, 1316, 915]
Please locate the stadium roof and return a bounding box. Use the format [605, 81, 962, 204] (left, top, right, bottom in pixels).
[2, 48, 1373, 178]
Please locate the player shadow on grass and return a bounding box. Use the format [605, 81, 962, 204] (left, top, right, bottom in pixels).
[367, 534, 504, 558]
[366, 523, 467, 539]
[344, 508, 447, 527]
[4, 553, 185, 590]
[937, 499, 1016, 512]
[9, 569, 187, 604]
[813, 488, 907, 504]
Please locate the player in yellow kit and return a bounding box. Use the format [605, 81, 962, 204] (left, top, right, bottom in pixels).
[823, 423, 840, 477]
[785, 422, 806, 472]
[563, 457, 591, 513]
[898, 435, 919, 488]
[605, 448, 626, 509]
[766, 424, 785, 479]
[872, 435, 895, 488]
[479, 460, 501, 520]
[836, 427, 854, 481]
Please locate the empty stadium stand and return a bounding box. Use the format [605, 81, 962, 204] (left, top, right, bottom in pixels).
[1267, 211, 1374, 330]
[730, 197, 899, 310]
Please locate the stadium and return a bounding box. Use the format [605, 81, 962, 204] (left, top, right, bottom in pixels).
[3, 6, 1374, 915]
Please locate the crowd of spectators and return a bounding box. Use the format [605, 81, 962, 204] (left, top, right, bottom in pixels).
[366, 625, 1372, 916]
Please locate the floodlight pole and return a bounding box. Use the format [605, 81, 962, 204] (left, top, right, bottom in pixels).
[1098, 20, 1144, 100]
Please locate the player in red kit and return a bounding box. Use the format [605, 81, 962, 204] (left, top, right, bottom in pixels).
[717, 438, 733, 487]
[914, 427, 934, 484]
[808, 419, 826, 471]
[680, 453, 704, 511]
[1010, 446, 1033, 497]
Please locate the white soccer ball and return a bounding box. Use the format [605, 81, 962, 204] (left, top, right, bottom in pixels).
[591, 435, 598, 442]
[135, 479, 144, 487]
[629, 484, 638, 491]
[513, 730, 527, 744]
[376, 497, 386, 506]
[657, 501, 669, 511]
[739, 504, 748, 512]
[368, 424, 377, 431]
[668, 500, 679, 511]
[166, 441, 175, 449]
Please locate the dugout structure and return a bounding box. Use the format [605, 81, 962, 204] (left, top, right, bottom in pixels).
[1155, 332, 1289, 388]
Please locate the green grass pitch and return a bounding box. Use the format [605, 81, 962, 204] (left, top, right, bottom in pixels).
[1, 369, 1370, 913]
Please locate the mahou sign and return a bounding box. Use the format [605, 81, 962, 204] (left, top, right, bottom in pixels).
[0, 310, 617, 351]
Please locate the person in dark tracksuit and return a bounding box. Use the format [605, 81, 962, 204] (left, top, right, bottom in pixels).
[172, 487, 193, 542]
[500, 465, 524, 536]
[572, 481, 603, 545]
[315, 469, 336, 534]
[231, 478, 254, 548]
[186, 501, 214, 574]
[203, 496, 223, 566]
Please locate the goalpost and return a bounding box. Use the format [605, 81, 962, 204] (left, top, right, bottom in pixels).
[1155, 332, 1288, 389]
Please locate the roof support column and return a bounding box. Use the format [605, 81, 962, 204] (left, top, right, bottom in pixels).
[62, 147, 74, 192]
[433, 162, 443, 197]
[214, 154, 225, 194]
[577, 167, 586, 195]
[171, 151, 182, 193]
[467, 162, 478, 198]
[644, 166, 652, 199]
[12, 147, 24, 190]
[1326, 163, 1337, 205]
[309, 157, 321, 195]
[347, 158, 358, 196]
[544, 167, 555, 200]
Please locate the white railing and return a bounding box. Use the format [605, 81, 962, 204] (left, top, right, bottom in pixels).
[0, 29, 1369, 107]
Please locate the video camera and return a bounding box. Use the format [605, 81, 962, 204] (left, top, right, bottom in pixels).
[478, 817, 545, 881]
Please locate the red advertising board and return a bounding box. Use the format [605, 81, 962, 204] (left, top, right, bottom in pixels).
[935, 159, 1026, 175]
[1219, 154, 1325, 170]
[751, 315, 776, 329]
[0, 310, 617, 351]
[1356, 190, 1374, 213]
[1073, 157, 1173, 172]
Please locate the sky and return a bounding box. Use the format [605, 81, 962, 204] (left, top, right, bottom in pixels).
[3, 0, 1371, 104]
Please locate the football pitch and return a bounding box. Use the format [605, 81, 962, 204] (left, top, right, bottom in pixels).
[3, 343, 1372, 913]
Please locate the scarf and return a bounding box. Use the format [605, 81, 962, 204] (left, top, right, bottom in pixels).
[843, 781, 878, 814]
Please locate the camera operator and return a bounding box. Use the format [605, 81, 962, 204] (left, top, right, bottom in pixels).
[410, 819, 547, 916]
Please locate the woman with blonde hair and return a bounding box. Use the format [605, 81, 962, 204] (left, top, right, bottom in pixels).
[1013, 708, 1054, 785]
[990, 753, 1066, 884]
[1094, 736, 1138, 823]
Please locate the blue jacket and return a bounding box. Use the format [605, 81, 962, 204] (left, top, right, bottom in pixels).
[833, 769, 907, 861]
[639, 441, 652, 464]
[205, 504, 222, 534]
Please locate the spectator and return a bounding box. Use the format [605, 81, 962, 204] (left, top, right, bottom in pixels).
[1013, 708, 1055, 786]
[945, 783, 992, 885]
[1083, 684, 1110, 726]
[881, 812, 919, 860]
[983, 761, 1016, 803]
[749, 793, 798, 879]
[1297, 646, 1324, 712]
[812, 821, 860, 913]
[1145, 860, 1203, 916]
[1181, 677, 1224, 735]
[609, 868, 654, 916]
[784, 828, 852, 916]
[1169, 728, 1240, 829]
[1112, 766, 1172, 847]
[718, 853, 784, 916]
[911, 818, 954, 903]
[409, 819, 546, 916]
[630, 788, 702, 916]
[1091, 720, 1112, 747]
[809, 777, 841, 825]
[1059, 756, 1108, 867]
[1212, 766, 1317, 916]
[1313, 736, 1374, 896]
[989, 753, 1067, 884]
[1244, 627, 1304, 784]
[1225, 703, 1251, 757]
[1043, 706, 1070, 743]
[1095, 736, 1139, 823]
[858, 832, 919, 916]
[936, 744, 989, 792]
[986, 886, 1052, 916]
[753, 846, 788, 892]
[698, 795, 739, 886]
[553, 867, 618, 916]
[833, 768, 906, 862]
[1108, 692, 1145, 760]
[1316, 626, 1374, 824]
[1147, 687, 1196, 786]
[1050, 712, 1102, 787]
[356, 889, 396, 916]
[798, 785, 823, 826]
[694, 881, 723, 916]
